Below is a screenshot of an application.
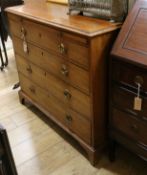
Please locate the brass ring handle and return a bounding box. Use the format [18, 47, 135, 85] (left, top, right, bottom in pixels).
[65, 115, 72, 124]
[130, 124, 139, 133]
[29, 86, 35, 93]
[61, 65, 69, 76]
[58, 43, 66, 54]
[26, 66, 32, 74]
[20, 27, 26, 39]
[64, 89, 71, 100]
[134, 76, 144, 85]
[61, 69, 69, 76]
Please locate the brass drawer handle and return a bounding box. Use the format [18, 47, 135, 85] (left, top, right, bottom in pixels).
[26, 66, 32, 74]
[58, 43, 66, 54]
[130, 124, 139, 133]
[61, 65, 69, 76]
[21, 27, 26, 39]
[134, 76, 144, 85]
[29, 86, 36, 94]
[65, 115, 72, 124]
[64, 89, 71, 100]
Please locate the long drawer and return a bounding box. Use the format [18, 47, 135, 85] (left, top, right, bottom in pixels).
[13, 37, 90, 94]
[19, 73, 91, 144]
[10, 17, 89, 68]
[111, 108, 147, 147]
[112, 85, 147, 121]
[16, 55, 91, 118]
[112, 60, 147, 93]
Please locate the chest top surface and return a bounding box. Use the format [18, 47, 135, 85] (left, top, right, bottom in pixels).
[111, 0, 147, 67]
[6, 0, 121, 37]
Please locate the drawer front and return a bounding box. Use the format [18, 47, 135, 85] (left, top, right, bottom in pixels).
[13, 38, 90, 94]
[112, 60, 147, 92]
[19, 74, 91, 144]
[9, 18, 22, 38]
[11, 18, 89, 68]
[112, 108, 139, 141]
[9, 18, 60, 53]
[60, 40, 89, 68]
[112, 85, 147, 120]
[112, 108, 147, 147]
[15, 55, 46, 90]
[16, 56, 91, 118]
[23, 20, 60, 53]
[140, 123, 147, 146]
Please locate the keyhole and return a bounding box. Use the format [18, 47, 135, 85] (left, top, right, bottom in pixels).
[41, 52, 44, 56]
[39, 33, 42, 38]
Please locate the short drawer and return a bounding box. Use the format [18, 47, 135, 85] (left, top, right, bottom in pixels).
[15, 55, 46, 90]
[16, 56, 91, 118]
[112, 85, 147, 120]
[112, 108, 147, 147]
[112, 60, 147, 92]
[19, 74, 91, 144]
[9, 17, 22, 38]
[9, 17, 60, 53]
[13, 39, 90, 94]
[59, 39, 89, 68]
[23, 19, 60, 54]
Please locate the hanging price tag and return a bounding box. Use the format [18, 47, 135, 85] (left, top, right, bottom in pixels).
[134, 97, 142, 111]
[134, 83, 142, 111]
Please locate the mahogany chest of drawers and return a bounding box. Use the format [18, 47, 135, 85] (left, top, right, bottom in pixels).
[109, 0, 147, 161]
[6, 0, 120, 165]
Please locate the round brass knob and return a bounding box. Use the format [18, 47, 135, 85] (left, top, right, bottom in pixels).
[61, 64, 69, 76]
[58, 43, 66, 54]
[65, 115, 72, 124]
[134, 76, 143, 85]
[64, 89, 71, 100]
[29, 86, 35, 94]
[130, 124, 139, 133]
[26, 66, 32, 74]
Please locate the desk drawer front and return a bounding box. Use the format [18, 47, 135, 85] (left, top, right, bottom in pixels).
[112, 108, 139, 141]
[19, 74, 91, 144]
[16, 56, 91, 118]
[13, 38, 90, 94]
[112, 85, 147, 120]
[112, 60, 147, 92]
[112, 108, 147, 147]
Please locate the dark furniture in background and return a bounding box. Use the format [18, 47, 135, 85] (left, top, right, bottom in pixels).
[109, 0, 147, 162]
[0, 125, 18, 175]
[0, 0, 24, 70]
[0, 7, 8, 70]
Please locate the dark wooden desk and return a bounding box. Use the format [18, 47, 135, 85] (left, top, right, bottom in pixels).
[109, 0, 147, 162]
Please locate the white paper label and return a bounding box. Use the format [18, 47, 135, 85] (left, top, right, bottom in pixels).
[23, 41, 28, 53]
[134, 97, 142, 111]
